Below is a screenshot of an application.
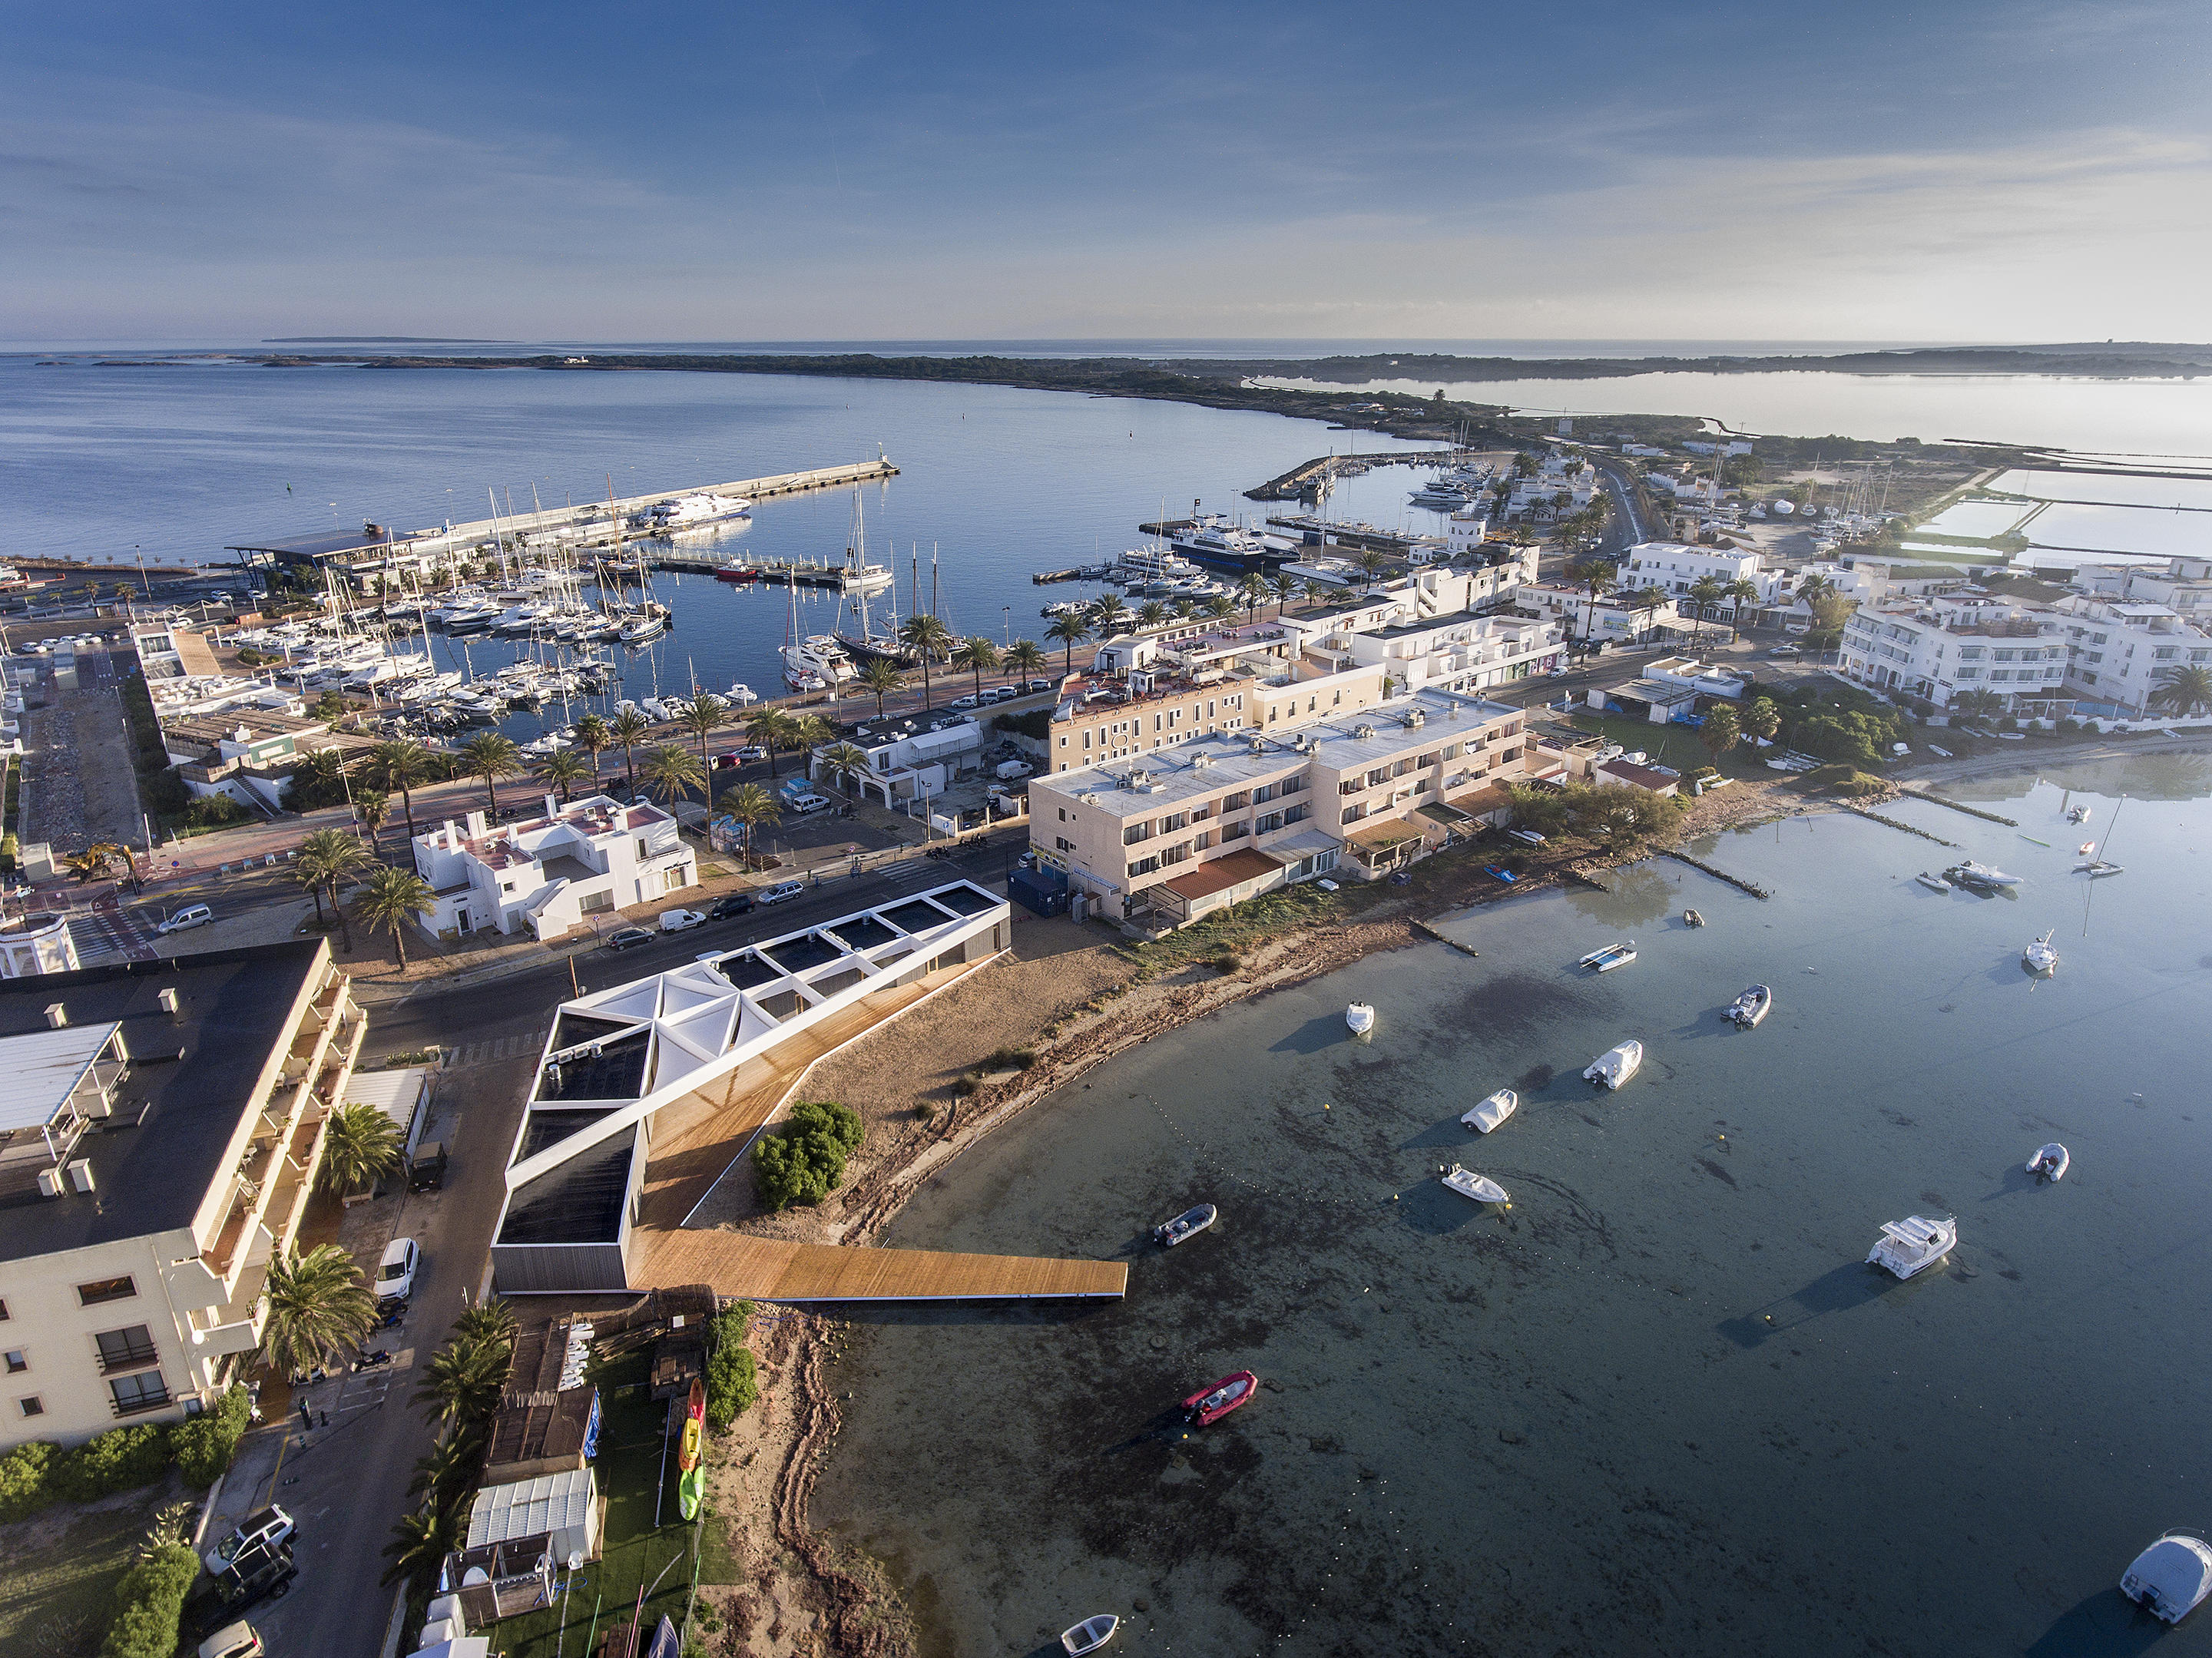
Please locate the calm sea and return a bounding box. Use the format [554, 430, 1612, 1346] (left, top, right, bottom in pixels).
[815, 757, 2212, 1656]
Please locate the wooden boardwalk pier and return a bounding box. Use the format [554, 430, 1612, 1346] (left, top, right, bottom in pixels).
[1244, 448, 1464, 501]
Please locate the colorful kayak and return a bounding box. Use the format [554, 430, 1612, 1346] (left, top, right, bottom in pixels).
[678, 1464, 703, 1522]
[1183, 1370, 1259, 1427]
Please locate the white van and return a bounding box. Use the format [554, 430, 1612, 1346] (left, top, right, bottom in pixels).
[787, 793, 833, 816]
[157, 904, 214, 935]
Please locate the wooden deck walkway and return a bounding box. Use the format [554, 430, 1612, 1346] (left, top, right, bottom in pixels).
[626, 955, 1128, 1303]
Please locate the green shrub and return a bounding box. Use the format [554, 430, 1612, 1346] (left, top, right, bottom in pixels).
[992, 709, 1051, 740]
[98, 1542, 200, 1658]
[173, 1385, 253, 1489]
[750, 1100, 864, 1210]
[52, 1425, 171, 1505]
[141, 766, 191, 816]
[1802, 764, 1888, 796]
[0, 1438, 58, 1521]
[184, 793, 247, 828]
[704, 1303, 759, 1432]
[982, 1046, 1036, 1071]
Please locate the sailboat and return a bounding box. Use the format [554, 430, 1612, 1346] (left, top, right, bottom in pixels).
[834, 494, 906, 664]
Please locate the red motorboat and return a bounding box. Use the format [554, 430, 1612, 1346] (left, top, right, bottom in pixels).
[1183, 1370, 1259, 1427]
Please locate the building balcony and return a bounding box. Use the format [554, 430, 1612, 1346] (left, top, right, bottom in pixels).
[97, 1336, 161, 1375]
[109, 1383, 174, 1418]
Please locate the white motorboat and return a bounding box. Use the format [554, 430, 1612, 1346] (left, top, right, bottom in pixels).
[1866, 1214, 1956, 1280]
[2022, 932, 2059, 975]
[2028, 1143, 2069, 1183]
[1725, 985, 1773, 1028]
[2122, 1533, 2212, 1623]
[1153, 1203, 1217, 1246]
[2068, 805, 2091, 825]
[1583, 1040, 1642, 1090]
[1441, 1163, 1508, 1204]
[1914, 871, 1951, 892]
[1578, 941, 1637, 973]
[1345, 1001, 1376, 1035]
[1460, 1090, 1517, 1133]
[725, 681, 759, 707]
[1117, 544, 1202, 581]
[783, 634, 856, 688]
[1061, 1613, 1120, 1654]
[1682, 908, 1704, 928]
[1951, 859, 2022, 888]
[639, 491, 752, 531]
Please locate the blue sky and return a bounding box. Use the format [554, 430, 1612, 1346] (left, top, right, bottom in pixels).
[5, 1, 2207, 343]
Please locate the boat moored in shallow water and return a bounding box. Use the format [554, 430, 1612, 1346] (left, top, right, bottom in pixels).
[1578, 941, 1637, 973]
[1345, 1001, 1375, 1035]
[1461, 1090, 1517, 1133]
[2028, 1143, 2070, 1183]
[1441, 1163, 1508, 1204]
[2122, 1534, 2212, 1623]
[1061, 1613, 1120, 1654]
[1866, 1214, 1956, 1279]
[2023, 932, 2059, 975]
[1184, 1371, 1259, 1427]
[1725, 985, 1773, 1028]
[1584, 1040, 1642, 1089]
[1154, 1204, 1217, 1246]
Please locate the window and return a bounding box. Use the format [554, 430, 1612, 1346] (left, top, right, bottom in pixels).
[1339, 805, 1365, 826]
[579, 891, 615, 915]
[1440, 743, 1461, 762]
[1282, 775, 1303, 794]
[108, 1372, 170, 1418]
[77, 1277, 136, 1307]
[1161, 812, 1189, 832]
[94, 1327, 157, 1375]
[3, 1350, 24, 1375]
[1284, 803, 1310, 825]
[17, 1397, 41, 1418]
[1222, 791, 1250, 811]
[1126, 855, 1159, 878]
[1055, 837, 1074, 853]
[1161, 842, 1191, 865]
[636, 837, 649, 859]
[1418, 751, 1439, 769]
[1221, 820, 1249, 842]
[1253, 783, 1277, 805]
[1257, 810, 1286, 833]
[1194, 830, 1215, 850]
[0, 1299, 8, 1321]
[1057, 808, 1066, 821]
[1366, 768, 1389, 788]
[1123, 821, 1153, 846]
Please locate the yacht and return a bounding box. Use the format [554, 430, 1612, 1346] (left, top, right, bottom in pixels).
[1584, 1040, 1642, 1090]
[1461, 1090, 1517, 1133]
[1950, 859, 2022, 889]
[1118, 544, 1202, 581]
[783, 634, 856, 690]
[1167, 512, 1293, 574]
[617, 612, 667, 644]
[2121, 1534, 2212, 1623]
[637, 492, 751, 531]
[1441, 1164, 1508, 1204]
[725, 681, 759, 707]
[1866, 1215, 1956, 1280]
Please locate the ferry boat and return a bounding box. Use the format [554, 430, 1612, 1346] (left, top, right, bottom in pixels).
[1165, 512, 1294, 574]
[637, 492, 751, 531]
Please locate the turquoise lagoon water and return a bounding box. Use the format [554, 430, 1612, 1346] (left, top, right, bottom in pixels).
[815, 758, 2212, 1656]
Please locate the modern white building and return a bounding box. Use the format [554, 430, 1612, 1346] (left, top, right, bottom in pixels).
[410, 796, 697, 942]
[1839, 594, 2072, 711]
[0, 941, 363, 1448]
[2051, 593, 2212, 716]
[810, 716, 982, 807]
[1512, 581, 1656, 644]
[1298, 608, 1565, 696]
[1617, 541, 1786, 603]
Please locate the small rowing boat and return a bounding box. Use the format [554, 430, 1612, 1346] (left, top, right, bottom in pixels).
[1184, 1370, 1259, 1427]
[1682, 908, 1705, 928]
[1461, 1089, 1517, 1133]
[1154, 1203, 1217, 1246]
[1441, 1163, 1508, 1204]
[1914, 871, 1951, 892]
[1062, 1614, 1120, 1655]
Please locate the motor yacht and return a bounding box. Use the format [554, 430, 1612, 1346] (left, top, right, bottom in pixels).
[1441, 1163, 1508, 1204]
[1345, 1001, 1376, 1035]
[783, 634, 856, 690]
[1583, 1040, 1642, 1089]
[637, 491, 751, 531]
[1866, 1214, 1956, 1279]
[1950, 859, 2022, 888]
[2122, 1534, 2212, 1623]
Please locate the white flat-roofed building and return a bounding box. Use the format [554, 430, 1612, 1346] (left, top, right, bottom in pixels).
[1298, 609, 1565, 696]
[1617, 541, 1786, 603]
[2051, 592, 2212, 716]
[1839, 594, 2072, 711]
[0, 940, 363, 1448]
[410, 795, 696, 942]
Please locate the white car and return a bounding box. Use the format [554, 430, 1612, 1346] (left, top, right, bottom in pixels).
[787, 793, 833, 816]
[157, 904, 214, 935]
[376, 1236, 420, 1303]
[660, 908, 707, 933]
[757, 880, 806, 905]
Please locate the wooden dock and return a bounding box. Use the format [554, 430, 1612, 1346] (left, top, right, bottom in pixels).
[626, 956, 1129, 1304]
[1245, 448, 1464, 501]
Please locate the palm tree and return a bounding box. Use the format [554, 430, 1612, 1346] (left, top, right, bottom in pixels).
[1269, 572, 1298, 616]
[608, 707, 651, 794]
[816, 740, 875, 800]
[1301, 578, 1334, 610]
[356, 789, 390, 844]
[295, 827, 371, 948]
[857, 657, 904, 719]
[571, 713, 612, 791]
[745, 707, 799, 777]
[1740, 697, 1783, 744]
[1629, 585, 1672, 644]
[412, 1335, 513, 1432]
[1136, 600, 1167, 630]
[640, 743, 705, 807]
[316, 1102, 403, 1197]
[724, 781, 781, 859]
[1237, 572, 1267, 620]
[354, 864, 437, 967]
[458, 731, 523, 816]
[1723, 578, 1761, 641]
[407, 1431, 485, 1511]
[450, 1298, 520, 1352]
[1045, 614, 1091, 676]
[1004, 638, 1046, 682]
[678, 690, 730, 783]
[257, 1243, 377, 1379]
[289, 746, 349, 809]
[381, 1504, 465, 1588]
[1355, 550, 1387, 591]
[363, 740, 433, 836]
[952, 637, 1000, 703]
[2150, 664, 2212, 717]
[899, 614, 955, 711]
[1204, 592, 1237, 621]
[534, 746, 591, 804]
[1088, 593, 1128, 635]
[1698, 703, 1742, 763]
[1171, 597, 1198, 621]
[1565, 558, 1616, 643]
[1949, 687, 2005, 726]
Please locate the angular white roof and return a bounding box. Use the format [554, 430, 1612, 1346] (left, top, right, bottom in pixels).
[0, 1021, 124, 1133]
[465, 1468, 595, 1548]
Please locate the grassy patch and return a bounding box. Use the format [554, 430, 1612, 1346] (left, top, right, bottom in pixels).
[1118, 879, 1363, 979]
[492, 1355, 704, 1658]
[0, 1484, 174, 1656]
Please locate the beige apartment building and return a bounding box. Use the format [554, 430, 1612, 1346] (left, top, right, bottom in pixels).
[1031, 687, 1528, 923]
[1045, 642, 1387, 773]
[0, 940, 363, 1448]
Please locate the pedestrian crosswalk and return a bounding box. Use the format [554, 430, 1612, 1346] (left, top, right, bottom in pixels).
[68, 908, 159, 966]
[449, 1028, 548, 1068]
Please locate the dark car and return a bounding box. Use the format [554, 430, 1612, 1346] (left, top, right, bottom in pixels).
[407, 1140, 447, 1192]
[602, 927, 654, 951]
[189, 1541, 296, 1639]
[709, 892, 755, 919]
